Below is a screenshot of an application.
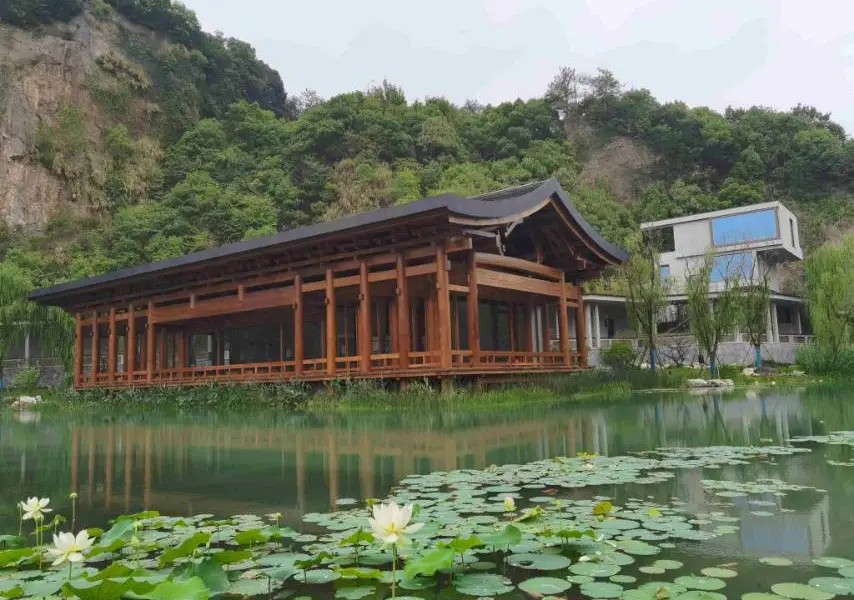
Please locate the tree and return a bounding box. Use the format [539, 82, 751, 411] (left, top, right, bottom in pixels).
[622, 233, 670, 370]
[804, 236, 854, 352]
[737, 270, 770, 370]
[0, 263, 74, 385]
[685, 254, 742, 378]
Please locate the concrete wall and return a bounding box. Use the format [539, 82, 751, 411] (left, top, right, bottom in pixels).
[1, 359, 66, 389]
[589, 340, 803, 368]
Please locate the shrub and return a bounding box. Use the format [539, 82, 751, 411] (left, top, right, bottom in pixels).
[601, 342, 636, 370]
[797, 344, 854, 375]
[1, 0, 83, 28]
[11, 367, 41, 391]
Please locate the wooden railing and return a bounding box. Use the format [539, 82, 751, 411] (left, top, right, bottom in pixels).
[477, 351, 564, 367]
[370, 353, 401, 370]
[77, 350, 584, 388]
[408, 352, 441, 368]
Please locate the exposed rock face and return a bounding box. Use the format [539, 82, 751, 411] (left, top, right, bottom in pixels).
[0, 12, 153, 229]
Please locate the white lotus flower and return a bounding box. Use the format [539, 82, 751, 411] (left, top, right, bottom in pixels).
[20, 497, 52, 522]
[46, 530, 93, 566]
[368, 502, 423, 547]
[503, 496, 516, 512]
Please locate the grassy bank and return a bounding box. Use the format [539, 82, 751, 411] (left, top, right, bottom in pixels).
[2, 368, 693, 413]
[1, 365, 822, 414]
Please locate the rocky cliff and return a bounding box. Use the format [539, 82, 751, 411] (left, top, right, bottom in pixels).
[0, 9, 157, 228]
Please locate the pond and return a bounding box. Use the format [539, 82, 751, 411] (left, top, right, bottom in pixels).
[2, 385, 854, 599]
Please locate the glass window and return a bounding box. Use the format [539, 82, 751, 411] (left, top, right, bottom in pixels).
[790, 218, 796, 247]
[711, 209, 777, 245]
[711, 252, 754, 282]
[660, 265, 671, 279]
[644, 226, 675, 252]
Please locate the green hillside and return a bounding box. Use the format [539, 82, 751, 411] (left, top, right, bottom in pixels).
[2, 0, 853, 290]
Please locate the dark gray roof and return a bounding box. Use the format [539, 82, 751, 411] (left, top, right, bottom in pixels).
[29, 179, 627, 303]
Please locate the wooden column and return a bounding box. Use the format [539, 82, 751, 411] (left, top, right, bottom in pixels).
[325, 268, 336, 375]
[146, 301, 155, 383]
[158, 330, 167, 371]
[544, 304, 553, 353]
[176, 331, 185, 370]
[558, 275, 571, 366]
[127, 305, 136, 381]
[294, 274, 304, 375]
[575, 292, 588, 368]
[107, 308, 117, 383]
[396, 254, 410, 368]
[74, 314, 83, 388]
[90, 311, 99, 384]
[436, 245, 452, 369]
[359, 260, 371, 373]
[524, 300, 534, 354]
[467, 252, 480, 366]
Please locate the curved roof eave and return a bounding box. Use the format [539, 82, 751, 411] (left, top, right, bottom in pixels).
[447, 178, 628, 264]
[29, 179, 627, 303]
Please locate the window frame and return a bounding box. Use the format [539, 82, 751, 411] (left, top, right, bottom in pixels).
[710, 208, 779, 247]
[710, 252, 754, 283]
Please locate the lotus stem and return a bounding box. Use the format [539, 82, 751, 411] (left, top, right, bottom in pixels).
[391, 545, 398, 599]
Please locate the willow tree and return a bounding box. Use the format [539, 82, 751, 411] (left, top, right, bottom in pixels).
[622, 233, 670, 370]
[685, 255, 741, 378]
[804, 235, 854, 351]
[0, 262, 74, 385]
[739, 278, 770, 370]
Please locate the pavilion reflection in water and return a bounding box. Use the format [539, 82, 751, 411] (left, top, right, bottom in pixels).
[66, 415, 612, 518]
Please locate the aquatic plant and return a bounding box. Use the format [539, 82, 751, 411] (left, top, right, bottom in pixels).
[1, 443, 851, 599]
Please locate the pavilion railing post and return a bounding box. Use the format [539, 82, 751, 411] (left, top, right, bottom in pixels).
[127, 304, 136, 383]
[294, 274, 304, 376]
[436, 245, 452, 369]
[91, 310, 99, 384]
[396, 254, 410, 370]
[467, 251, 480, 367]
[107, 308, 117, 384]
[74, 313, 83, 388]
[575, 291, 587, 368]
[146, 301, 155, 383]
[359, 260, 371, 374]
[325, 268, 336, 375]
[559, 274, 570, 366]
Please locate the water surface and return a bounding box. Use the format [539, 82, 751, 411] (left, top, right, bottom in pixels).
[2, 386, 853, 596]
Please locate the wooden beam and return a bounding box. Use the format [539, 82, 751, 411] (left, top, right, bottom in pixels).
[359, 261, 371, 374]
[559, 274, 570, 366]
[74, 314, 83, 388]
[436, 246, 452, 369]
[127, 304, 136, 378]
[467, 252, 480, 366]
[474, 253, 563, 281]
[325, 268, 336, 375]
[91, 311, 99, 384]
[146, 301, 155, 383]
[107, 308, 117, 383]
[476, 268, 563, 297]
[396, 254, 410, 368]
[75, 229, 460, 313]
[294, 274, 304, 376]
[575, 294, 587, 368]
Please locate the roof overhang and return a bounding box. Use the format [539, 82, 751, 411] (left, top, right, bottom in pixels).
[30, 179, 627, 308]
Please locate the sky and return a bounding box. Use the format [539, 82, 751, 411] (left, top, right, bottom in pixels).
[183, 0, 854, 132]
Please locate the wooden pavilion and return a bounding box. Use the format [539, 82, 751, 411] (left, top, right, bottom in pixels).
[30, 179, 626, 389]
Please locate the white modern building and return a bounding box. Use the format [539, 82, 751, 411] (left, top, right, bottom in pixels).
[584, 202, 811, 366]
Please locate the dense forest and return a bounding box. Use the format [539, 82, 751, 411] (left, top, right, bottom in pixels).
[2, 0, 854, 291]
